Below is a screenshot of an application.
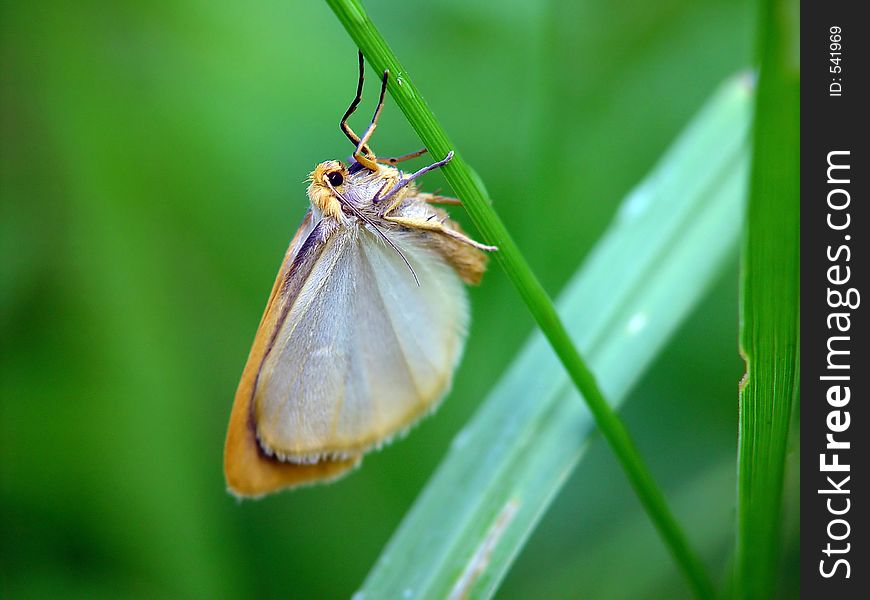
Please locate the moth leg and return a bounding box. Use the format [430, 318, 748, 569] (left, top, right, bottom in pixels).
[417, 192, 462, 206]
[352, 70, 389, 171]
[376, 147, 428, 165]
[377, 188, 460, 219]
[340, 51, 372, 156]
[384, 215, 497, 252]
[375, 151, 455, 213]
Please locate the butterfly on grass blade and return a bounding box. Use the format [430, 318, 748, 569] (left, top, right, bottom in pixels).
[224, 52, 496, 498]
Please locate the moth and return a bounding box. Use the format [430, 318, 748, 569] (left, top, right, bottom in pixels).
[224, 52, 496, 497]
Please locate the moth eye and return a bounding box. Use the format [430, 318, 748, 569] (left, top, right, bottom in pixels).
[326, 171, 344, 186]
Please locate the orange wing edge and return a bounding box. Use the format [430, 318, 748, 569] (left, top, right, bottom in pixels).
[223, 212, 361, 498]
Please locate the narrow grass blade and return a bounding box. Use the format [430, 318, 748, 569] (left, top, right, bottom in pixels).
[357, 76, 753, 599]
[326, 2, 714, 594]
[735, 0, 800, 596]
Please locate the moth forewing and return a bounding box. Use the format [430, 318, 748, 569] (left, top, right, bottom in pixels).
[253, 221, 469, 461]
[224, 212, 362, 497]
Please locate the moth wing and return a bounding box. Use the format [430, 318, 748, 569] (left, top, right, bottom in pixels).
[253, 224, 469, 463]
[224, 212, 361, 498]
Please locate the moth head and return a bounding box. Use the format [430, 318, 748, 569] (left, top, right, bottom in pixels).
[307, 160, 348, 220]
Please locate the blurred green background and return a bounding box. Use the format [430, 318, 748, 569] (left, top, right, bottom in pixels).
[1, 0, 796, 598]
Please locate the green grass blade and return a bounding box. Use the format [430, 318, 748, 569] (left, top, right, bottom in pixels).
[326, 2, 714, 595]
[735, 0, 800, 596]
[357, 76, 753, 599]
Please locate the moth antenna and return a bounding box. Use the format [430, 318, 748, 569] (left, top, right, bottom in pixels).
[340, 51, 372, 156]
[353, 69, 388, 171]
[324, 179, 420, 286]
[376, 147, 428, 165]
[375, 151, 455, 204]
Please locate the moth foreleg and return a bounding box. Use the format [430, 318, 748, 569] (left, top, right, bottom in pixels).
[384, 215, 497, 252]
[417, 193, 462, 206]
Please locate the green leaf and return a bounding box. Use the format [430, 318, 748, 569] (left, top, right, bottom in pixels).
[735, 0, 800, 596]
[357, 76, 753, 599]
